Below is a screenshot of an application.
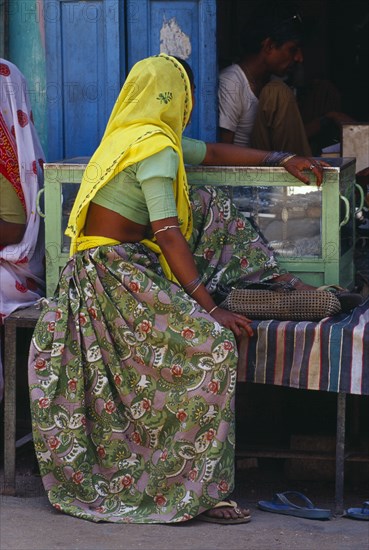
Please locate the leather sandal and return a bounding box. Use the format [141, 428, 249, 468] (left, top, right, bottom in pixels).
[197, 500, 251, 524]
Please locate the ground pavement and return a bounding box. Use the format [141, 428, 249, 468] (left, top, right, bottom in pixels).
[1, 451, 368, 550]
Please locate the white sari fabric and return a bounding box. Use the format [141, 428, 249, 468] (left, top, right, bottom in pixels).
[0, 59, 46, 399]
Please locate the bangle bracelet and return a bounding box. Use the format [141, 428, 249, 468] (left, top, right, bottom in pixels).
[208, 305, 218, 315]
[262, 151, 296, 166]
[279, 154, 297, 165]
[184, 276, 201, 290]
[189, 281, 202, 296]
[154, 224, 179, 236]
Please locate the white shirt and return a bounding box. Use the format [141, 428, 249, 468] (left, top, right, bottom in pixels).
[218, 64, 259, 147]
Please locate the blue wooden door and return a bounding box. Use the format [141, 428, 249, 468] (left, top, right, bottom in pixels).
[44, 0, 217, 159]
[126, 0, 217, 141]
[44, 0, 125, 160]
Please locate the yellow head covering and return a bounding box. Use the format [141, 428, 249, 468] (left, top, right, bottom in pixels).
[66, 54, 193, 280]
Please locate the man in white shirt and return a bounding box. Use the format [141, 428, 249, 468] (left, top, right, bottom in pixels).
[218, 4, 312, 155]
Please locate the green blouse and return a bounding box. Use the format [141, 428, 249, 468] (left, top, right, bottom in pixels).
[0, 173, 26, 224]
[91, 137, 207, 224]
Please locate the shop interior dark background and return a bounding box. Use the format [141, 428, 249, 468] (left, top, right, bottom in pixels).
[217, 0, 369, 122]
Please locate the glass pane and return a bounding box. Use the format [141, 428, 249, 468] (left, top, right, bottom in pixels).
[232, 185, 322, 258]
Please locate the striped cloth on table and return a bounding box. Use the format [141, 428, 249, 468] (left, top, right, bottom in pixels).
[237, 297, 369, 395]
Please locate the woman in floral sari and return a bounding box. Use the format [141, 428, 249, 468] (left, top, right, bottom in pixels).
[28, 54, 325, 524]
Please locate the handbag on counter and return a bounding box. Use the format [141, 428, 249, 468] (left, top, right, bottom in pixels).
[218, 281, 342, 321]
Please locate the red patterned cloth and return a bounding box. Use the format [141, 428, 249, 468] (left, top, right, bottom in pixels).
[0, 59, 46, 399]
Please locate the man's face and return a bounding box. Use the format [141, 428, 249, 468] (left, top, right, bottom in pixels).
[267, 40, 303, 76]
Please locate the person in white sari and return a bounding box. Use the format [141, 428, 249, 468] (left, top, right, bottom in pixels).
[0, 59, 45, 400]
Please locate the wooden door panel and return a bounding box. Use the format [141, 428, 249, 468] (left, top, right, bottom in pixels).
[44, 0, 124, 160]
[126, 0, 217, 141]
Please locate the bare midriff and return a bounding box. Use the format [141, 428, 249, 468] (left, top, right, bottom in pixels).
[84, 203, 148, 243]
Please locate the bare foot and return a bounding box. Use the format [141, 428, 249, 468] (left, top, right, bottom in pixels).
[203, 505, 250, 520]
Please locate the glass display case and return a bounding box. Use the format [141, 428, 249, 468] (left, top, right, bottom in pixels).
[42, 158, 358, 296]
[186, 159, 357, 290]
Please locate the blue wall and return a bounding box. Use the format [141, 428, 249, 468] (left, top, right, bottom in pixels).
[6, 0, 217, 158]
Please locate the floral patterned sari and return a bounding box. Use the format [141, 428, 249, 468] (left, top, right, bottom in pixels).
[29, 186, 278, 523]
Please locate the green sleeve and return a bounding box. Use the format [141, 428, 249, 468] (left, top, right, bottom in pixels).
[182, 137, 207, 165]
[141, 177, 177, 221]
[136, 147, 179, 181]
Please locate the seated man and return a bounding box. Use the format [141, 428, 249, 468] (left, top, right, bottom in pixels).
[0, 59, 45, 400]
[218, 1, 355, 156]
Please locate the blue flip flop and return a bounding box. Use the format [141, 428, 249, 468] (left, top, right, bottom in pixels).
[258, 491, 331, 520]
[345, 501, 369, 520]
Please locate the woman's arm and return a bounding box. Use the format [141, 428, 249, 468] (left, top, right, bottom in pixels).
[202, 143, 269, 166]
[202, 142, 328, 186]
[152, 216, 253, 337]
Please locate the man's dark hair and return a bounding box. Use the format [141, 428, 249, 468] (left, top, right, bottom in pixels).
[239, 1, 304, 55]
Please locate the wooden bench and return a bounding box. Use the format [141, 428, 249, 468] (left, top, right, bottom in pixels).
[2, 304, 41, 495]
